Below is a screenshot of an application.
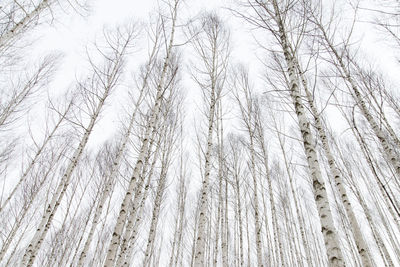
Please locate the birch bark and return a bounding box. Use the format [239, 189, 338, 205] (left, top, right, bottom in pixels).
[0, 0, 51, 47]
[270, 1, 345, 265]
[235, 1, 345, 264]
[115, 124, 163, 266]
[21, 31, 131, 266]
[142, 120, 176, 266]
[233, 76, 263, 266]
[0, 146, 65, 262]
[192, 14, 230, 267]
[168, 145, 187, 267]
[77, 27, 151, 266]
[103, 2, 179, 265]
[274, 122, 313, 267]
[227, 136, 244, 267]
[298, 66, 372, 266]
[311, 13, 400, 177]
[0, 100, 71, 213]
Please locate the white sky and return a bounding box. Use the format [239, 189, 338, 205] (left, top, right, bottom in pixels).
[26, 0, 400, 146]
[29, 0, 261, 147]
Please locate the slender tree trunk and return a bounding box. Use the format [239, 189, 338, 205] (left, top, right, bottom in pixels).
[170, 160, 187, 267]
[269, 2, 345, 264]
[192, 14, 230, 266]
[117, 129, 164, 266]
[275, 127, 312, 267]
[298, 66, 372, 266]
[351, 169, 394, 266]
[0, 152, 62, 262]
[369, 184, 400, 264]
[229, 140, 244, 267]
[256, 125, 282, 267]
[248, 139, 263, 267]
[214, 177, 222, 266]
[77, 59, 149, 266]
[103, 2, 179, 265]
[21, 33, 130, 266]
[0, 0, 51, 47]
[316, 21, 400, 177]
[245, 196, 252, 267]
[194, 89, 217, 266]
[143, 116, 177, 266]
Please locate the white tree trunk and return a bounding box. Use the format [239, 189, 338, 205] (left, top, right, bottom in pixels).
[21, 108, 99, 266]
[193, 14, 230, 266]
[345, 161, 394, 266]
[21, 37, 127, 266]
[77, 56, 150, 266]
[0, 101, 71, 213]
[276, 130, 313, 267]
[0, 0, 58, 49]
[256, 128, 282, 267]
[142, 147, 171, 266]
[0, 149, 63, 262]
[317, 24, 400, 177]
[194, 97, 216, 266]
[103, 4, 178, 263]
[271, 1, 345, 265]
[299, 68, 372, 266]
[168, 149, 187, 267]
[116, 122, 165, 266]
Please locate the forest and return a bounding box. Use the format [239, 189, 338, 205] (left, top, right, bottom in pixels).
[0, 0, 399, 266]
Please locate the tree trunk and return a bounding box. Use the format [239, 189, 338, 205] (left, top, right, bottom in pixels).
[298, 66, 372, 266]
[103, 2, 179, 265]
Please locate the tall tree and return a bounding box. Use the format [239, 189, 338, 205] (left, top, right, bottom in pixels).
[21, 25, 136, 266]
[233, 1, 345, 265]
[103, 1, 181, 265]
[189, 13, 230, 267]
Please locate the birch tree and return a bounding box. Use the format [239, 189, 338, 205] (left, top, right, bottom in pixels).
[226, 134, 246, 267]
[168, 117, 189, 267]
[0, 96, 72, 215]
[142, 94, 181, 266]
[1, 1, 400, 266]
[115, 53, 181, 265]
[103, 1, 181, 265]
[298, 61, 373, 266]
[189, 13, 230, 267]
[0, 138, 69, 264]
[305, 0, 400, 177]
[234, 1, 345, 265]
[75, 22, 148, 266]
[20, 25, 136, 266]
[232, 67, 266, 266]
[0, 99, 73, 263]
[0, 0, 87, 53]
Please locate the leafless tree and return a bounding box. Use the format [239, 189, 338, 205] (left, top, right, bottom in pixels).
[20, 24, 137, 266]
[187, 12, 230, 267]
[103, 2, 181, 265]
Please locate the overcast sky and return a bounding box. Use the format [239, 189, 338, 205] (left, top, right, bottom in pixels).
[28, 0, 400, 148]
